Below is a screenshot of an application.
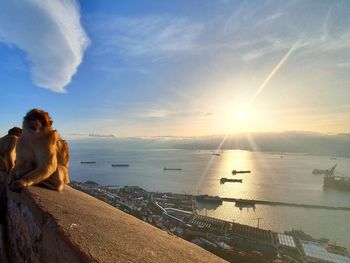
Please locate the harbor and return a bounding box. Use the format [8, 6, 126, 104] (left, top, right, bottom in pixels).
[69, 146, 350, 251]
[71, 181, 350, 263]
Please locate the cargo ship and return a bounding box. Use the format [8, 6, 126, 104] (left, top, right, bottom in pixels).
[312, 164, 337, 175]
[163, 168, 182, 171]
[232, 170, 251, 175]
[80, 161, 96, 164]
[195, 195, 222, 204]
[220, 178, 243, 184]
[324, 175, 350, 191]
[321, 164, 350, 191]
[312, 169, 328, 175]
[235, 199, 256, 210]
[111, 164, 130, 167]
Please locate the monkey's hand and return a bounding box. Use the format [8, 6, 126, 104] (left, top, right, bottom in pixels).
[9, 179, 28, 192]
[8, 170, 20, 186]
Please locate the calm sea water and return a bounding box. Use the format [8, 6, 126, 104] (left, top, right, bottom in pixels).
[68, 139, 350, 249]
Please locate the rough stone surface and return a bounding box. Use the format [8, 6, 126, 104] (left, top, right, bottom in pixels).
[5, 185, 227, 262]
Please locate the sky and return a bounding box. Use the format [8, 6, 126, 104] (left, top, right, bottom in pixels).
[0, 0, 350, 137]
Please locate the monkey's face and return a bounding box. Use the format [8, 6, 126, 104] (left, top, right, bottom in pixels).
[25, 119, 44, 134]
[23, 109, 53, 135]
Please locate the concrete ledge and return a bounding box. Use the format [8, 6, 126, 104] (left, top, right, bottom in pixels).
[5, 185, 227, 262]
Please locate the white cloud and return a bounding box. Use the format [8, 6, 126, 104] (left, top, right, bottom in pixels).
[0, 0, 89, 92]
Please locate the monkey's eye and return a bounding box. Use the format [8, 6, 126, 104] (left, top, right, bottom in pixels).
[29, 123, 37, 129]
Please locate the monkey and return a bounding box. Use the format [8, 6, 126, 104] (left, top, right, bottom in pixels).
[9, 109, 70, 192]
[0, 127, 22, 178]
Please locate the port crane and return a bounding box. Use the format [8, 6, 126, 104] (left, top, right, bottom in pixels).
[251, 217, 263, 228]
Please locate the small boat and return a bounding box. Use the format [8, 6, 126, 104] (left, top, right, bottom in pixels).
[111, 164, 130, 167]
[212, 153, 220, 156]
[232, 170, 251, 175]
[220, 178, 243, 184]
[80, 161, 96, 164]
[163, 168, 182, 171]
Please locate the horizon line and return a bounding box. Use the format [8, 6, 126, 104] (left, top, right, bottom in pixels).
[63, 130, 350, 139]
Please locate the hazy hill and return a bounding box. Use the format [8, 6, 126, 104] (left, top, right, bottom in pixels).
[172, 132, 350, 157]
[68, 132, 350, 157]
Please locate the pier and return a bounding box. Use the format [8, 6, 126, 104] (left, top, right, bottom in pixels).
[221, 197, 350, 211]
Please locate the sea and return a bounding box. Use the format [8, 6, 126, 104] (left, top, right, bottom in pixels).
[68, 138, 350, 249]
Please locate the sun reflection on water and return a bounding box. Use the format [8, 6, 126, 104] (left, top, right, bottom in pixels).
[196, 150, 268, 223]
[217, 150, 259, 198]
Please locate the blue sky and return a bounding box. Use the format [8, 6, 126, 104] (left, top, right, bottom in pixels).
[0, 0, 350, 137]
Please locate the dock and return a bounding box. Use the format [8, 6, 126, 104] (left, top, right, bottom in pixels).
[194, 194, 350, 211]
[221, 197, 350, 211]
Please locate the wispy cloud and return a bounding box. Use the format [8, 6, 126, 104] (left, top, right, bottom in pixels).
[337, 62, 350, 68]
[137, 109, 174, 119]
[90, 15, 204, 58]
[222, 1, 350, 63]
[0, 0, 89, 92]
[241, 36, 289, 61]
[255, 12, 282, 27]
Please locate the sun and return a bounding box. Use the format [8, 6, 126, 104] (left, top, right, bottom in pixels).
[215, 104, 250, 133]
[235, 111, 246, 121]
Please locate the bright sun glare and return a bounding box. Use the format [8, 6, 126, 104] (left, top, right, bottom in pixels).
[235, 111, 246, 121]
[216, 105, 250, 133]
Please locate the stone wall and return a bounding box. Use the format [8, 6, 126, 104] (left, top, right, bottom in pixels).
[2, 185, 227, 262]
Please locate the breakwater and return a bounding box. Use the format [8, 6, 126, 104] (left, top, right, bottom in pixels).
[221, 197, 350, 211]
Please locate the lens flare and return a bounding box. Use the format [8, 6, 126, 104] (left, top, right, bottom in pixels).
[249, 40, 301, 104]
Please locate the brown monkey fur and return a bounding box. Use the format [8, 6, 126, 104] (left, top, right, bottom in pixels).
[10, 109, 70, 192]
[0, 127, 22, 177]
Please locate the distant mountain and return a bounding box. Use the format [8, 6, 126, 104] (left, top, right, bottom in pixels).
[172, 132, 350, 157]
[88, 133, 116, 138]
[64, 133, 116, 139]
[68, 131, 350, 157]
